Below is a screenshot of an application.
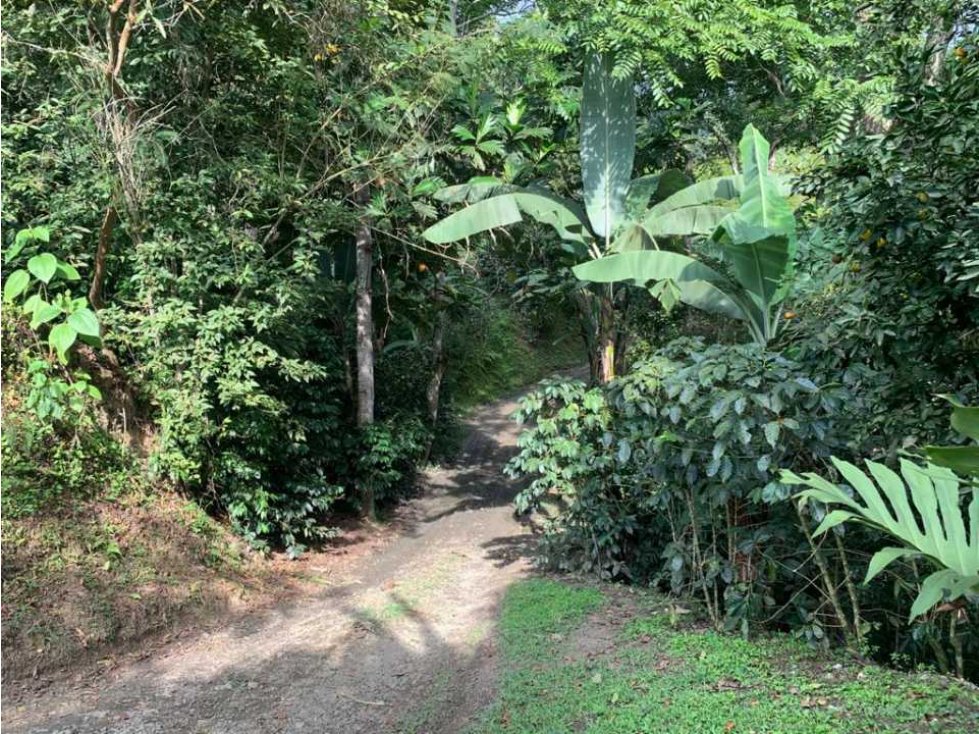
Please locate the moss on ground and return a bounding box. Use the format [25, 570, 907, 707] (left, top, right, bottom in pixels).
[472, 579, 979, 734]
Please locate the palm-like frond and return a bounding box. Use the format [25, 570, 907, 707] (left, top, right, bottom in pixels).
[783, 458, 979, 619]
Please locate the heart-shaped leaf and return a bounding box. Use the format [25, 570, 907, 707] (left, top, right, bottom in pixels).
[67, 307, 101, 338]
[27, 253, 58, 284]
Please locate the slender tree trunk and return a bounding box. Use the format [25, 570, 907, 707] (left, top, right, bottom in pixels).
[354, 196, 376, 518]
[598, 288, 616, 384]
[89, 205, 118, 309]
[90, 0, 140, 310]
[424, 310, 448, 461]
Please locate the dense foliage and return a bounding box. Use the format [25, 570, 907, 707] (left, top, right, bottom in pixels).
[3, 0, 978, 684]
[506, 11, 979, 679]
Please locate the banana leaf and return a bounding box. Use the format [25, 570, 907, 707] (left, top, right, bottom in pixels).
[580, 54, 636, 239]
[423, 190, 591, 247]
[573, 250, 747, 323]
[626, 169, 691, 218]
[643, 205, 734, 238]
[712, 125, 797, 340]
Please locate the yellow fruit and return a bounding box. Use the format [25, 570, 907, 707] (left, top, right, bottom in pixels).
[916, 191, 929, 203]
[954, 47, 967, 60]
[418, 262, 428, 272]
[859, 229, 872, 241]
[850, 262, 862, 273]
[783, 310, 797, 320]
[876, 237, 887, 248]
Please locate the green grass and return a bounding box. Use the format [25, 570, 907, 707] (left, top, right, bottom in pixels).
[471, 579, 979, 734]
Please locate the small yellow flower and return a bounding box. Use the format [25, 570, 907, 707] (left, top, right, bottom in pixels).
[849, 262, 862, 273]
[859, 229, 872, 241]
[916, 191, 929, 203]
[783, 310, 798, 320]
[314, 53, 323, 61]
[954, 47, 967, 61]
[876, 237, 887, 248]
[325, 43, 341, 56]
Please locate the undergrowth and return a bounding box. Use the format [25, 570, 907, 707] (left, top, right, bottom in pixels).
[471, 579, 979, 733]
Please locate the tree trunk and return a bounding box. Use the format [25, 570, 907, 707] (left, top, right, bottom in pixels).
[90, 0, 141, 310]
[355, 205, 376, 519]
[424, 310, 448, 461]
[89, 205, 118, 309]
[597, 288, 616, 384]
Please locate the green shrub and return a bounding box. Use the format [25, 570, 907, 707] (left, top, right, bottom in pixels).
[508, 338, 856, 630]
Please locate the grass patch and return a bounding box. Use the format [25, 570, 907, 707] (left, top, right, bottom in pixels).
[472, 579, 979, 734]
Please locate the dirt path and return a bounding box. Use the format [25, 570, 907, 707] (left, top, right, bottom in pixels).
[3, 394, 533, 734]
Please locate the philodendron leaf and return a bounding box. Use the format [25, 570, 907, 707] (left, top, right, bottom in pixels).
[786, 456, 979, 619]
[3, 269, 31, 302]
[48, 322, 78, 362]
[27, 253, 58, 284]
[580, 54, 636, 240]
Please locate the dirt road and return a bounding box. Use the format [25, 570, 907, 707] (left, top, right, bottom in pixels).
[3, 394, 533, 734]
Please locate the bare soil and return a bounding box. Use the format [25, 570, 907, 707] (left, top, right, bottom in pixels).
[2, 393, 533, 734]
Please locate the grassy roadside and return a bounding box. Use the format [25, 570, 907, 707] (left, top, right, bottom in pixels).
[471, 579, 979, 733]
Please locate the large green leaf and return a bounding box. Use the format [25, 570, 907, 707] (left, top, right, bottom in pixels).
[511, 191, 592, 246]
[951, 405, 979, 442]
[925, 448, 979, 477]
[574, 250, 729, 289]
[785, 457, 979, 619]
[712, 125, 798, 341]
[643, 205, 734, 239]
[648, 175, 742, 217]
[434, 177, 509, 204]
[423, 189, 592, 252]
[422, 195, 523, 244]
[3, 269, 30, 302]
[27, 253, 58, 284]
[573, 250, 746, 322]
[671, 279, 746, 323]
[580, 54, 635, 240]
[626, 169, 690, 218]
[925, 403, 979, 477]
[48, 322, 77, 363]
[67, 307, 101, 338]
[613, 223, 653, 253]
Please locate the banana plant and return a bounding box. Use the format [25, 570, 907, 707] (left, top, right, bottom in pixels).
[783, 458, 979, 620]
[573, 124, 797, 346]
[423, 54, 745, 381]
